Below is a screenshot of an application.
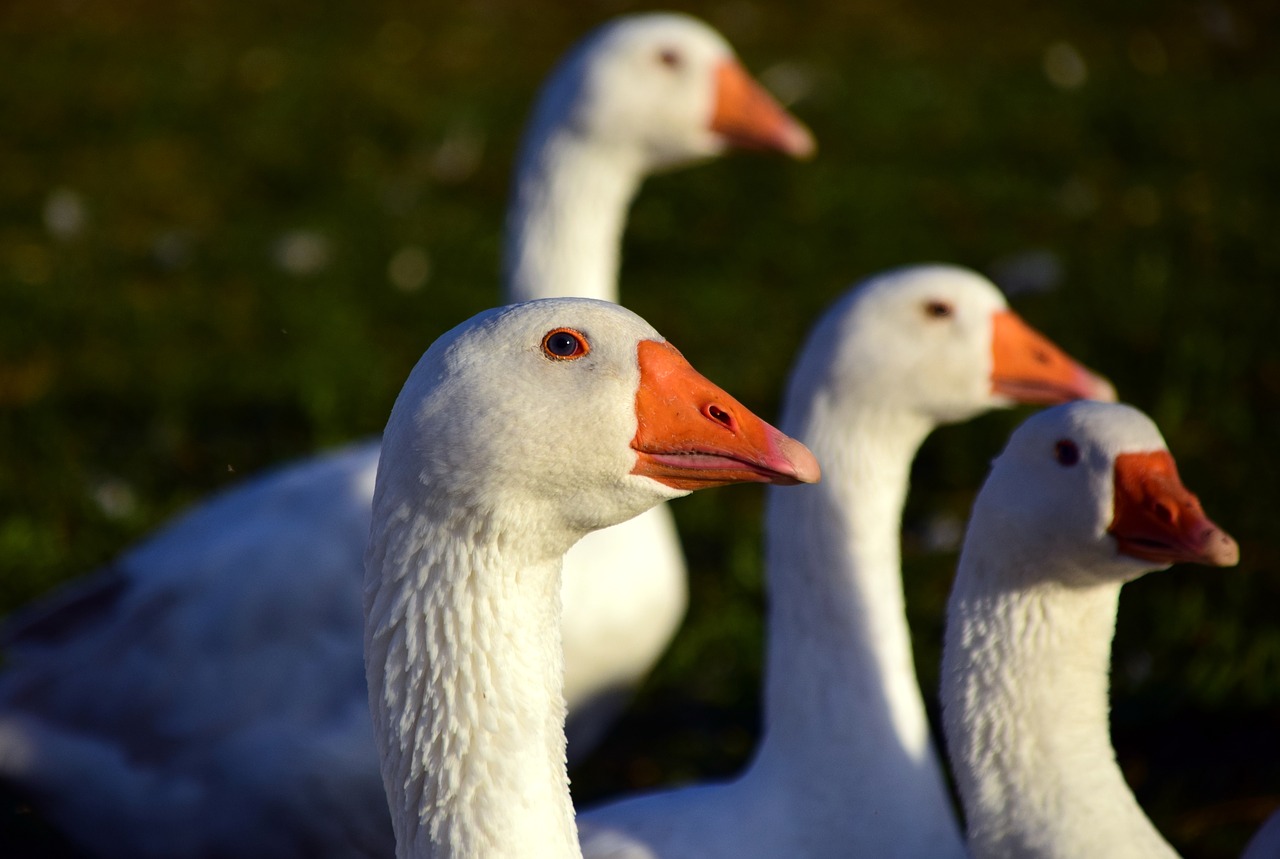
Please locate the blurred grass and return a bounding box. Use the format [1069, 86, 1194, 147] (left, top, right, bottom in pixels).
[1, 0, 1278, 856]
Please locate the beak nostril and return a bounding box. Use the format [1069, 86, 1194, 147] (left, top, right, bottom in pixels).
[705, 404, 736, 430]
[1033, 349, 1051, 365]
[1154, 502, 1175, 525]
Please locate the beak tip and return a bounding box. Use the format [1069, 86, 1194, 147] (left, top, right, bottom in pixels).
[1091, 376, 1119, 403]
[784, 123, 817, 160]
[1209, 531, 1241, 567]
[779, 436, 822, 484]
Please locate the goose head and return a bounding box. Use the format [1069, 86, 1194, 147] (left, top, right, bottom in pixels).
[377, 297, 819, 558]
[785, 265, 1116, 430]
[970, 401, 1239, 587]
[530, 12, 815, 171]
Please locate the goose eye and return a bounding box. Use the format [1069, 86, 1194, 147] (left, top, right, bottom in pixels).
[1054, 439, 1080, 467]
[542, 328, 590, 360]
[924, 300, 954, 319]
[656, 48, 682, 69]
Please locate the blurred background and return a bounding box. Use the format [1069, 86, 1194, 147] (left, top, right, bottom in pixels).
[1, 0, 1277, 855]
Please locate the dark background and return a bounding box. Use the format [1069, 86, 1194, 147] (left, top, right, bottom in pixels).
[2, 0, 1277, 856]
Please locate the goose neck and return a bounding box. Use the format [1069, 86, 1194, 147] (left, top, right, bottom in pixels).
[747, 404, 967, 854]
[757, 405, 930, 760]
[752, 408, 933, 772]
[502, 127, 644, 304]
[942, 548, 1177, 858]
[364, 506, 580, 859]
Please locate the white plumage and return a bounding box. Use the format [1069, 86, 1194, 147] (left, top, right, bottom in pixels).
[941, 401, 1239, 858]
[0, 13, 812, 858]
[362, 298, 817, 858]
[578, 265, 1114, 859]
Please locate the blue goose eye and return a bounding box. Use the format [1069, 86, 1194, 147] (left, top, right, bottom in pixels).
[1054, 439, 1080, 467]
[542, 328, 590, 360]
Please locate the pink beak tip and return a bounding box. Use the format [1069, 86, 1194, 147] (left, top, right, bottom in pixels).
[775, 434, 822, 485]
[782, 121, 817, 160]
[1090, 375, 1119, 403]
[1206, 527, 1241, 567]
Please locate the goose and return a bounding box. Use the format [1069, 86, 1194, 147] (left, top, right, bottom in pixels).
[0, 14, 813, 859]
[940, 400, 1239, 858]
[362, 297, 820, 859]
[504, 12, 814, 304]
[578, 264, 1116, 859]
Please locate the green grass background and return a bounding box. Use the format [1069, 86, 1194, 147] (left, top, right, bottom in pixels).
[2, 0, 1278, 856]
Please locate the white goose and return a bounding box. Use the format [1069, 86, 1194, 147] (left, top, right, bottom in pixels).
[941, 400, 1239, 859]
[504, 12, 814, 304]
[0, 14, 812, 859]
[578, 265, 1115, 859]
[363, 297, 819, 859]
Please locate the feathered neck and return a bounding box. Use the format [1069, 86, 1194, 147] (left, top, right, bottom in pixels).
[941, 539, 1178, 858]
[748, 391, 968, 856]
[502, 123, 645, 304]
[364, 499, 581, 859]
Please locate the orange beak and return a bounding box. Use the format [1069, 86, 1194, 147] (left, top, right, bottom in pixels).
[709, 59, 816, 159]
[1108, 450, 1239, 567]
[990, 310, 1117, 405]
[630, 340, 820, 490]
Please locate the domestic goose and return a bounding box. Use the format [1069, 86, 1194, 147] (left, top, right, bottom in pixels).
[0, 14, 813, 859]
[578, 264, 1116, 859]
[941, 400, 1239, 858]
[504, 12, 814, 303]
[362, 297, 819, 859]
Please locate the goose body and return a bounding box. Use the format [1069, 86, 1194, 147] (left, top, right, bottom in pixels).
[363, 298, 818, 858]
[579, 265, 1115, 859]
[1243, 812, 1280, 859]
[0, 14, 813, 858]
[941, 401, 1239, 859]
